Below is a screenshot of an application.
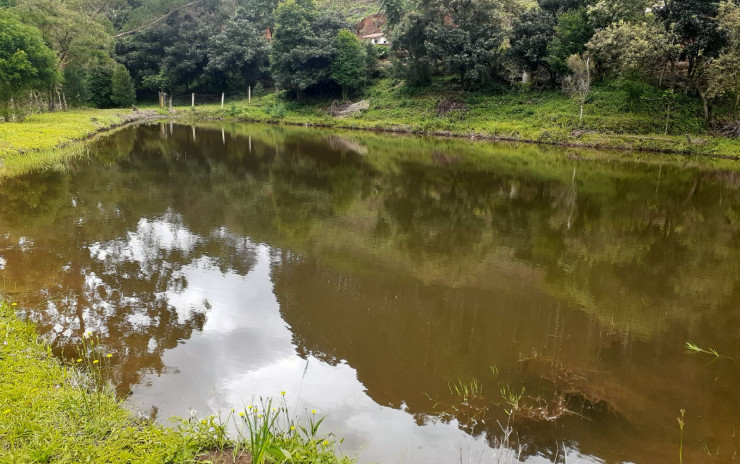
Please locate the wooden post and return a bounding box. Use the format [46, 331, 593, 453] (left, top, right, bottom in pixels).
[221, 92, 225, 109]
[222, 127, 225, 144]
[248, 86, 251, 103]
[168, 94, 172, 110]
[192, 126, 196, 141]
[191, 92, 195, 108]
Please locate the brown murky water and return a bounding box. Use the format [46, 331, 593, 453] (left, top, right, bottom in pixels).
[2, 123, 739, 463]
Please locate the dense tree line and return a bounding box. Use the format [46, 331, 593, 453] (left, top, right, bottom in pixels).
[0, 0, 739, 123]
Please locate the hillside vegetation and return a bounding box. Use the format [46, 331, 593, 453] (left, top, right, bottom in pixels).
[0, 0, 738, 148]
[173, 77, 740, 157]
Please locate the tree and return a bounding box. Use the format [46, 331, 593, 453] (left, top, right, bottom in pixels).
[13, 0, 113, 71]
[160, 9, 215, 93]
[0, 13, 58, 116]
[425, 0, 506, 88]
[116, 26, 176, 96]
[562, 53, 593, 123]
[654, 0, 729, 122]
[380, 0, 409, 29]
[655, 0, 727, 75]
[206, 9, 271, 89]
[391, 0, 507, 87]
[111, 63, 136, 107]
[547, 8, 594, 75]
[390, 9, 435, 85]
[89, 65, 114, 108]
[62, 64, 90, 106]
[331, 30, 367, 100]
[695, 0, 740, 121]
[539, 0, 589, 16]
[587, 20, 678, 81]
[270, 0, 345, 97]
[715, 0, 740, 114]
[510, 8, 557, 77]
[586, 0, 651, 28]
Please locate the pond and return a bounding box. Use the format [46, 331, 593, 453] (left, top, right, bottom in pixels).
[2, 123, 739, 463]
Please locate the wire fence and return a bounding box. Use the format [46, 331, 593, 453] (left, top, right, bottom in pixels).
[158, 90, 256, 108]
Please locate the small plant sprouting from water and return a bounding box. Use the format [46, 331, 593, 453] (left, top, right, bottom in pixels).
[500, 386, 525, 417]
[685, 342, 721, 359]
[684, 342, 736, 365]
[677, 409, 686, 464]
[173, 393, 346, 464]
[449, 377, 483, 404]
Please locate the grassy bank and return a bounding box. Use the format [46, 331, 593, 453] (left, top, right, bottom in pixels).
[0, 109, 160, 177]
[0, 300, 352, 464]
[169, 78, 740, 159]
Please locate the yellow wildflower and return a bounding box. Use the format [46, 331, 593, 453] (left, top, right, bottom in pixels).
[290, 425, 295, 431]
[92, 360, 99, 364]
[11, 303, 17, 306]
[76, 358, 82, 363]
[311, 409, 316, 414]
[106, 354, 113, 358]
[238, 412, 244, 417]
[280, 391, 286, 395]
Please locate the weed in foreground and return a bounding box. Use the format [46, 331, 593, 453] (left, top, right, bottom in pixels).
[1, 299, 352, 464]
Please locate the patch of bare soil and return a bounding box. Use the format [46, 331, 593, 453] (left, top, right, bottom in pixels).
[434, 97, 467, 117]
[199, 449, 251, 464]
[328, 100, 370, 117]
[717, 121, 740, 138]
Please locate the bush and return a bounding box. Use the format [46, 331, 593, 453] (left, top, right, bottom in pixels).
[111, 64, 136, 108]
[89, 66, 114, 108]
[264, 103, 286, 118]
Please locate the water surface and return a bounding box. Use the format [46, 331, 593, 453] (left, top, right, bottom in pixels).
[2, 123, 739, 463]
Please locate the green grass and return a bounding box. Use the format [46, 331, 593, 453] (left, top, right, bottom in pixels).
[0, 109, 137, 156]
[0, 108, 165, 178]
[0, 300, 353, 464]
[167, 77, 740, 159]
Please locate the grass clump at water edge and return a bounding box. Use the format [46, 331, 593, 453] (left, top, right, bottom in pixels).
[0, 299, 353, 464]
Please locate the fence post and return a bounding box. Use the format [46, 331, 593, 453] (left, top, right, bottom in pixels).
[168, 94, 172, 110]
[248, 86, 251, 104]
[191, 93, 195, 108]
[221, 92, 225, 109]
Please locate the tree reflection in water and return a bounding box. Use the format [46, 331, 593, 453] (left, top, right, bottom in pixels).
[0, 123, 739, 463]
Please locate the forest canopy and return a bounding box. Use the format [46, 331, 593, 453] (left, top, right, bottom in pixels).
[0, 0, 738, 123]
